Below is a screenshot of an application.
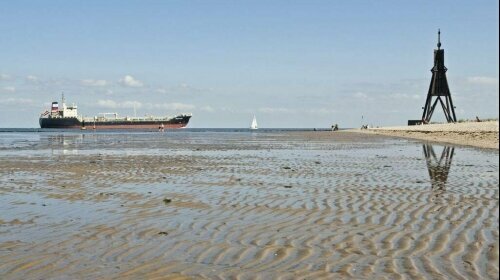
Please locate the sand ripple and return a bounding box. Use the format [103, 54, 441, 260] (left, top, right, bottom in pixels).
[0, 131, 498, 279]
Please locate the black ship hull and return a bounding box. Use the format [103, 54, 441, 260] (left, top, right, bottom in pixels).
[40, 115, 191, 129]
[39, 117, 81, 128]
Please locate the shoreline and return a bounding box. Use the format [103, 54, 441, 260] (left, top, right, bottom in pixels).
[348, 121, 499, 149]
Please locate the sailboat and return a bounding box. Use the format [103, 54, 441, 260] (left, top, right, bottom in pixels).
[250, 115, 258, 130]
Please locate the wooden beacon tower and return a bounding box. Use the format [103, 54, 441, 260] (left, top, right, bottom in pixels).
[421, 30, 457, 123]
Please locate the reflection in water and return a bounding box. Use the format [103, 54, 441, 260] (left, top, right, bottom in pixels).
[47, 134, 85, 155]
[46, 134, 85, 146]
[423, 144, 455, 192]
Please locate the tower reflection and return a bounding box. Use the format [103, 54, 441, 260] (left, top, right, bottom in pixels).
[423, 144, 455, 192]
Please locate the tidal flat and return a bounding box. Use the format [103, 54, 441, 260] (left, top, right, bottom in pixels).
[0, 130, 498, 279]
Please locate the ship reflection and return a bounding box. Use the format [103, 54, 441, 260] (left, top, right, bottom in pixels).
[47, 134, 85, 155]
[423, 144, 455, 193]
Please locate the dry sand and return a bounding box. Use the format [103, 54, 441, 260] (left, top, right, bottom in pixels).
[0, 131, 498, 279]
[352, 121, 499, 150]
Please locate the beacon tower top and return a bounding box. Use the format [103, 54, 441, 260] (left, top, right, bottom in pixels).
[437, 29, 441, 50]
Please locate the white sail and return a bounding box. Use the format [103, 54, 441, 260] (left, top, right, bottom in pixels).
[250, 115, 258, 130]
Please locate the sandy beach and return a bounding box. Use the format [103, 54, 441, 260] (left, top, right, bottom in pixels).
[0, 131, 498, 279]
[352, 121, 499, 150]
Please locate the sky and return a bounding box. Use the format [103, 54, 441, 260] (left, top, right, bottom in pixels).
[1, 0, 498, 128]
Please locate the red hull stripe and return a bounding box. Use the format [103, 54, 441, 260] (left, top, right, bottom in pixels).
[85, 124, 187, 129]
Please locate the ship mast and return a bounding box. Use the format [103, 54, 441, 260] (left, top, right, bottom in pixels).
[61, 92, 65, 105]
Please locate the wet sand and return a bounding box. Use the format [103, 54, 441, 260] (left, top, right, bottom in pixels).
[353, 121, 499, 150]
[0, 131, 498, 279]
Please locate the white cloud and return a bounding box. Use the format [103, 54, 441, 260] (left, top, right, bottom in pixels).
[119, 75, 144, 87]
[2, 86, 16, 93]
[0, 73, 12, 81]
[26, 75, 41, 84]
[466, 76, 499, 86]
[81, 79, 109, 87]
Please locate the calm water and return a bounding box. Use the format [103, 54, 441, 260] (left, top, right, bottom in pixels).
[0, 129, 497, 181]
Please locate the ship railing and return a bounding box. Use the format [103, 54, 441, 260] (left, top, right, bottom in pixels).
[98, 112, 119, 119]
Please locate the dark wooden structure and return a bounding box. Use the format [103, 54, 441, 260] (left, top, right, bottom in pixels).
[408, 120, 423, 126]
[421, 30, 457, 123]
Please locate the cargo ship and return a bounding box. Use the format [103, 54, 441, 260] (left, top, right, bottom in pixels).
[39, 96, 192, 129]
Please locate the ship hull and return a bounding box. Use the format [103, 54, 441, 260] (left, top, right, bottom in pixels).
[40, 116, 191, 129]
[39, 117, 82, 129]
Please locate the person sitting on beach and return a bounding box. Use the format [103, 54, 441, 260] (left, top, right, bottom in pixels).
[476, 116, 481, 122]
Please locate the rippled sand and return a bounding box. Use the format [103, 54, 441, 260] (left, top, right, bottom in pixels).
[0, 131, 498, 279]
